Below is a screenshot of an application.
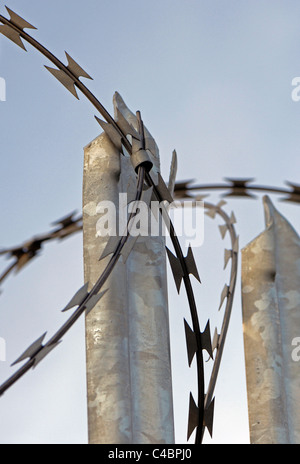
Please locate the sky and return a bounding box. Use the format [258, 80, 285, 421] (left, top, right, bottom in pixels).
[0, 0, 300, 445]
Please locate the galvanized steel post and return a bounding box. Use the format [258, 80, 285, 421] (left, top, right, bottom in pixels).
[82, 93, 175, 444]
[242, 196, 300, 444]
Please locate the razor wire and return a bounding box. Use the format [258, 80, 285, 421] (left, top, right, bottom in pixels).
[0, 211, 83, 286]
[1, 179, 299, 289]
[0, 162, 146, 395]
[1, 5, 298, 444]
[0, 196, 237, 443]
[174, 179, 300, 204]
[0, 6, 211, 444]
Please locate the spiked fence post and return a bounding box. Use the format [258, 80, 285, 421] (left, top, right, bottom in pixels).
[242, 196, 300, 444]
[82, 92, 175, 444]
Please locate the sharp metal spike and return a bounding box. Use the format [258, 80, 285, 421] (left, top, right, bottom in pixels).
[144, 136, 156, 157]
[219, 224, 228, 239]
[13, 241, 43, 272]
[285, 181, 300, 192]
[99, 232, 140, 263]
[187, 393, 199, 441]
[16, 252, 34, 271]
[201, 320, 213, 359]
[52, 222, 82, 240]
[157, 173, 174, 204]
[224, 249, 232, 269]
[85, 290, 108, 315]
[11, 333, 47, 366]
[166, 247, 184, 293]
[33, 341, 61, 367]
[225, 177, 255, 185]
[5, 7, 37, 30]
[205, 208, 217, 219]
[185, 246, 201, 284]
[115, 107, 140, 139]
[0, 260, 18, 286]
[95, 116, 123, 152]
[65, 52, 93, 80]
[223, 178, 256, 199]
[212, 328, 220, 352]
[121, 235, 140, 263]
[62, 282, 89, 312]
[51, 210, 78, 227]
[230, 211, 237, 224]
[280, 193, 300, 204]
[281, 181, 300, 204]
[99, 236, 121, 261]
[173, 179, 195, 199]
[219, 284, 229, 310]
[0, 249, 9, 256]
[45, 66, 79, 99]
[206, 200, 227, 219]
[168, 150, 178, 197]
[217, 200, 227, 208]
[204, 398, 215, 438]
[0, 25, 26, 50]
[184, 319, 197, 367]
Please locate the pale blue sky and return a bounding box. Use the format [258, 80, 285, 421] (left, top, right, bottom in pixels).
[0, 0, 300, 444]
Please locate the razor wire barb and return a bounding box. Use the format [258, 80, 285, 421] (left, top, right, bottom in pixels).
[0, 6, 213, 444]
